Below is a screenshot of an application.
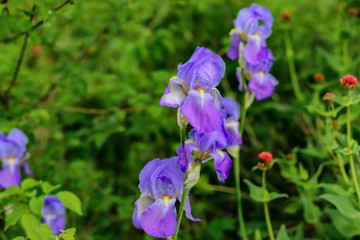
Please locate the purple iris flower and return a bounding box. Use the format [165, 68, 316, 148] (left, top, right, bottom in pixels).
[41, 196, 66, 235]
[133, 157, 200, 238]
[160, 47, 226, 132]
[222, 97, 242, 147]
[0, 129, 32, 188]
[227, 3, 274, 65]
[242, 50, 278, 100]
[177, 126, 233, 183]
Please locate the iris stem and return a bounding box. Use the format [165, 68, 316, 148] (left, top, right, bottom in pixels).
[346, 93, 360, 206]
[234, 154, 247, 240]
[180, 127, 186, 144]
[262, 171, 274, 240]
[173, 126, 188, 240]
[173, 187, 190, 240]
[284, 31, 304, 102]
[234, 69, 248, 240]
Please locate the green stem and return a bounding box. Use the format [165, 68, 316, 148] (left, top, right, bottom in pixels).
[262, 171, 274, 240]
[233, 69, 248, 240]
[234, 154, 247, 240]
[284, 31, 304, 102]
[337, 153, 350, 185]
[173, 187, 190, 240]
[346, 98, 360, 206]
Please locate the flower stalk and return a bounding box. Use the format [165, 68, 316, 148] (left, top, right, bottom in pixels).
[346, 92, 360, 206]
[262, 170, 274, 240]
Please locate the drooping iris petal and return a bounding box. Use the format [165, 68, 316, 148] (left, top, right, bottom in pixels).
[41, 196, 66, 235]
[184, 196, 201, 222]
[190, 123, 232, 153]
[140, 198, 177, 238]
[248, 72, 277, 100]
[222, 97, 240, 121]
[213, 150, 232, 183]
[243, 34, 264, 65]
[224, 120, 242, 146]
[227, 32, 242, 60]
[22, 161, 32, 175]
[133, 195, 155, 229]
[0, 167, 21, 188]
[176, 140, 197, 173]
[181, 90, 222, 133]
[160, 78, 187, 108]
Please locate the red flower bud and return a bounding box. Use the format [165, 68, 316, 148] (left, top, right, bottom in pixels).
[313, 73, 325, 83]
[258, 152, 273, 164]
[340, 75, 358, 89]
[322, 92, 335, 104]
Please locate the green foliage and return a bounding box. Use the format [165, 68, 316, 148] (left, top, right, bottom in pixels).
[0, 0, 360, 239]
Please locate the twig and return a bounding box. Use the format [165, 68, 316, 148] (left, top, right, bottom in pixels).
[0, 0, 73, 43]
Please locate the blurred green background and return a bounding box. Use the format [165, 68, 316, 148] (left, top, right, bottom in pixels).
[1, 0, 360, 239]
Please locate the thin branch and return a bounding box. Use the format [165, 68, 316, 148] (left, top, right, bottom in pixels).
[4, 33, 29, 96]
[0, 0, 73, 43]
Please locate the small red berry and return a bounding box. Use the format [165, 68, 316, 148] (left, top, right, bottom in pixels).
[348, 8, 358, 17]
[281, 11, 292, 21]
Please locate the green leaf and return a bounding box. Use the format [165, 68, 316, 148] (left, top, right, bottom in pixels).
[27, 224, 55, 240]
[244, 180, 288, 203]
[11, 237, 25, 240]
[0, 185, 21, 199]
[318, 183, 350, 196]
[29, 195, 45, 216]
[320, 194, 360, 218]
[302, 196, 321, 224]
[58, 228, 76, 240]
[5, 204, 27, 230]
[326, 209, 360, 238]
[283, 200, 302, 214]
[56, 191, 83, 215]
[41, 181, 61, 194]
[21, 212, 40, 235]
[21, 178, 40, 191]
[276, 225, 290, 240]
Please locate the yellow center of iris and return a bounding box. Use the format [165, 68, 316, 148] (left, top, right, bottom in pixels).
[7, 156, 15, 162]
[241, 32, 247, 42]
[196, 88, 205, 93]
[185, 139, 195, 145]
[162, 196, 170, 207]
[258, 71, 264, 77]
[253, 34, 260, 38]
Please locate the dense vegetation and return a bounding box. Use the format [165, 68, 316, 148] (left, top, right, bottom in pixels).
[1, 0, 360, 239]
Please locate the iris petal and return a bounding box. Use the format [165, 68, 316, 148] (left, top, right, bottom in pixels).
[180, 90, 222, 133]
[140, 198, 177, 238]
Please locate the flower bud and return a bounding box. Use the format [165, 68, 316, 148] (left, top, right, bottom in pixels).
[280, 11, 292, 21]
[313, 73, 325, 83]
[348, 8, 358, 17]
[177, 107, 189, 130]
[322, 92, 335, 104]
[184, 158, 201, 189]
[340, 75, 358, 89]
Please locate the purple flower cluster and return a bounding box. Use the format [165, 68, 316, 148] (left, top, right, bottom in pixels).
[0, 129, 32, 188]
[41, 196, 66, 235]
[133, 157, 199, 238]
[227, 3, 278, 100]
[0, 129, 68, 235]
[134, 47, 242, 238]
